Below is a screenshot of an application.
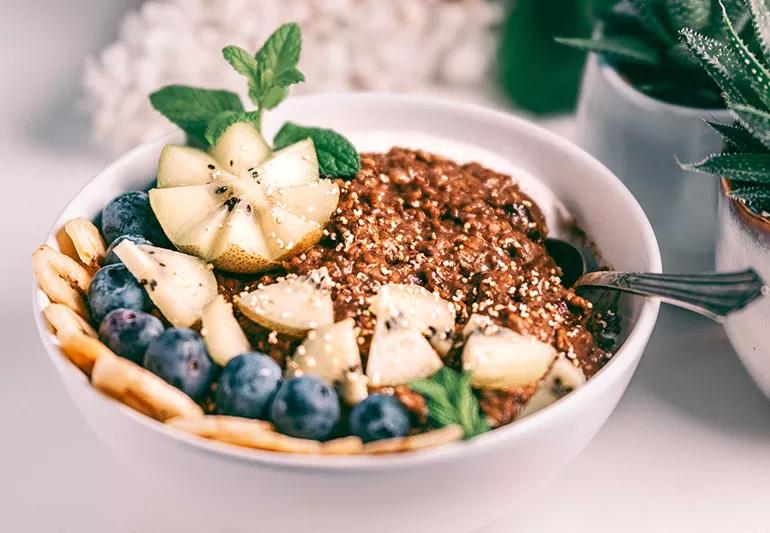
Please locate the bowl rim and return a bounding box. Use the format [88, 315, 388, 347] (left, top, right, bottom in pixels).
[33, 92, 662, 472]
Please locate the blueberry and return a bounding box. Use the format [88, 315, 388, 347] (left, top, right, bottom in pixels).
[269, 376, 340, 440]
[98, 308, 164, 364]
[88, 264, 152, 323]
[216, 353, 282, 419]
[143, 328, 216, 401]
[349, 394, 410, 443]
[102, 234, 153, 266]
[101, 191, 167, 244]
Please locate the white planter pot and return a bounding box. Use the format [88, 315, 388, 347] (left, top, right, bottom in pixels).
[716, 182, 770, 398]
[576, 55, 730, 271]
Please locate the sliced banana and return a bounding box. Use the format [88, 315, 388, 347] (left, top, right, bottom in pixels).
[92, 354, 203, 421]
[287, 318, 368, 404]
[462, 314, 557, 390]
[518, 356, 586, 419]
[32, 244, 93, 318]
[114, 241, 218, 328]
[201, 295, 252, 366]
[59, 332, 116, 375]
[44, 303, 97, 340]
[64, 217, 106, 270]
[369, 283, 455, 355]
[237, 268, 335, 337]
[366, 312, 444, 387]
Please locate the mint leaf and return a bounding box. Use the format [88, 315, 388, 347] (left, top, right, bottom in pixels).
[252, 23, 304, 110]
[274, 122, 360, 177]
[149, 85, 243, 146]
[222, 45, 258, 78]
[409, 367, 490, 439]
[205, 110, 261, 145]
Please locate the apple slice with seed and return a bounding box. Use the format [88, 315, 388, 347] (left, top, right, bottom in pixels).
[237, 268, 335, 337]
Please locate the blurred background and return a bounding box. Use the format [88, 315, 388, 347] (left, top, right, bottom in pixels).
[2, 1, 768, 532]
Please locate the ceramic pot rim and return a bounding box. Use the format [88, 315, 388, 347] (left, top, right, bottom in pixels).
[721, 178, 770, 232]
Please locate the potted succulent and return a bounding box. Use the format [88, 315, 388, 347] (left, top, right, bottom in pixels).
[679, 0, 770, 397]
[558, 0, 749, 270]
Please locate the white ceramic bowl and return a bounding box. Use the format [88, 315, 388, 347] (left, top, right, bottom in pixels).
[34, 94, 661, 533]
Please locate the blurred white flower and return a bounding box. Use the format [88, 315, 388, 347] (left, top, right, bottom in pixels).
[83, 0, 502, 155]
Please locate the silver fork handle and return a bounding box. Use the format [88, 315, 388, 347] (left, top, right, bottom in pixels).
[574, 269, 767, 322]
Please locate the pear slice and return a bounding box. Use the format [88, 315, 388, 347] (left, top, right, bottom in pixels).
[366, 312, 444, 387]
[157, 145, 235, 188]
[250, 139, 318, 190]
[201, 295, 252, 366]
[369, 283, 456, 355]
[286, 318, 368, 404]
[271, 180, 340, 225]
[260, 205, 323, 261]
[237, 268, 335, 337]
[461, 314, 556, 390]
[209, 122, 272, 175]
[113, 241, 217, 328]
[149, 183, 231, 241]
[208, 200, 275, 273]
[518, 356, 586, 419]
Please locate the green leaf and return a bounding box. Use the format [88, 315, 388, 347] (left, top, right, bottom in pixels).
[555, 36, 661, 65]
[707, 120, 769, 152]
[730, 103, 770, 150]
[409, 367, 490, 440]
[719, 1, 770, 109]
[273, 122, 360, 177]
[630, 0, 678, 45]
[149, 85, 244, 146]
[222, 45, 258, 78]
[665, 0, 712, 31]
[680, 28, 756, 106]
[748, 0, 770, 63]
[204, 110, 261, 146]
[252, 23, 304, 110]
[682, 152, 770, 183]
[729, 182, 770, 210]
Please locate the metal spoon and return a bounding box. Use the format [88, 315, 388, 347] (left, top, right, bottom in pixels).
[544, 238, 767, 322]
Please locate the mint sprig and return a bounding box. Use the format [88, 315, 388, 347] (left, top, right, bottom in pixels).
[274, 122, 360, 178]
[409, 367, 490, 439]
[205, 110, 261, 146]
[149, 85, 244, 146]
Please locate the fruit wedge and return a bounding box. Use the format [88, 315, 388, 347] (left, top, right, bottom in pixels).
[237, 268, 335, 337]
[518, 356, 586, 419]
[209, 122, 272, 175]
[201, 295, 252, 366]
[113, 240, 217, 328]
[366, 312, 444, 387]
[286, 318, 368, 404]
[149, 128, 339, 273]
[461, 314, 556, 390]
[369, 283, 455, 355]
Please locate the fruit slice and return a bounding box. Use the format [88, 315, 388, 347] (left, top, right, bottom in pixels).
[271, 180, 340, 225]
[157, 145, 235, 188]
[150, 138, 337, 274]
[113, 240, 217, 328]
[209, 122, 272, 175]
[369, 283, 455, 355]
[518, 356, 586, 419]
[201, 295, 252, 366]
[461, 314, 556, 390]
[286, 318, 368, 404]
[251, 139, 318, 189]
[366, 312, 444, 387]
[237, 268, 335, 337]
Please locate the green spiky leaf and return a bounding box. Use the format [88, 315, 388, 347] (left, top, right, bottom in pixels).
[730, 104, 770, 150]
[707, 120, 769, 153]
[555, 36, 661, 64]
[748, 0, 770, 63]
[683, 152, 770, 183]
[665, 0, 712, 31]
[729, 182, 770, 210]
[630, 0, 678, 45]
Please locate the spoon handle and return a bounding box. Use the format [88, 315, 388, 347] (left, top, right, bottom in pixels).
[574, 269, 766, 322]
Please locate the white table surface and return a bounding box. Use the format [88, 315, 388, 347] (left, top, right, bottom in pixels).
[3, 2, 769, 532]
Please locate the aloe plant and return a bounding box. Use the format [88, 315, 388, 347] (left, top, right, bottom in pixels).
[557, 0, 750, 107]
[681, 0, 770, 215]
